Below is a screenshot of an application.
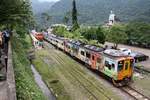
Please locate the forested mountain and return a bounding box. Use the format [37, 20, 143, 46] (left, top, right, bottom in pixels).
[31, 0, 55, 14]
[32, 0, 150, 25]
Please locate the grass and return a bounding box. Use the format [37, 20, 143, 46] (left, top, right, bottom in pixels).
[33, 50, 71, 100]
[33, 43, 121, 100]
[133, 73, 150, 97]
[12, 33, 46, 100]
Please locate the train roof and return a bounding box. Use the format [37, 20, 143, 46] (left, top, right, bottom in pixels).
[51, 36, 65, 41]
[103, 49, 130, 58]
[69, 40, 85, 46]
[30, 33, 38, 42]
[84, 45, 104, 52]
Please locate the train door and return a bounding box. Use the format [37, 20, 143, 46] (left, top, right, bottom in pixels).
[85, 50, 91, 65]
[123, 59, 132, 77]
[91, 53, 96, 69]
[66, 43, 71, 53]
[72, 45, 78, 57]
[96, 55, 104, 71]
[79, 48, 86, 62]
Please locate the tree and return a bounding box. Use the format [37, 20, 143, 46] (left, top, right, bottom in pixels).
[107, 24, 127, 49]
[0, 0, 34, 32]
[81, 27, 105, 44]
[96, 27, 105, 44]
[72, 0, 79, 31]
[81, 27, 96, 40]
[5, 1, 32, 45]
[125, 22, 150, 48]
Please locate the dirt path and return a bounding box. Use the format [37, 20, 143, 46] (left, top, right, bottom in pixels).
[105, 42, 150, 69]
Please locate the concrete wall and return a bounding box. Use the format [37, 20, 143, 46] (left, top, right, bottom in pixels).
[7, 42, 16, 100]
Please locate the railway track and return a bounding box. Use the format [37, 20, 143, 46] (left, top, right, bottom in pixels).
[121, 86, 150, 100]
[44, 40, 150, 100]
[44, 42, 112, 100]
[134, 66, 150, 75]
[57, 55, 111, 100]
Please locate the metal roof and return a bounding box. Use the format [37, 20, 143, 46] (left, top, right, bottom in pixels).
[84, 45, 104, 52]
[103, 49, 129, 57]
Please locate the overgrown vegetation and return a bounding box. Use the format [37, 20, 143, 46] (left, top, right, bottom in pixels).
[33, 50, 71, 100]
[53, 26, 106, 46]
[12, 31, 46, 100]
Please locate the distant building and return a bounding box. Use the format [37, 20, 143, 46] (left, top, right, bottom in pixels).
[108, 11, 116, 26]
[103, 11, 120, 28]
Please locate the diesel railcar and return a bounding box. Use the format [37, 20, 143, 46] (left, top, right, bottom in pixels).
[45, 34, 134, 86]
[30, 33, 43, 49]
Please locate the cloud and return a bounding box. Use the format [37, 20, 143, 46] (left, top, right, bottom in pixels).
[38, 0, 60, 2]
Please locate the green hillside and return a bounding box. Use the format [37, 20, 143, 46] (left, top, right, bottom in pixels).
[33, 0, 150, 25]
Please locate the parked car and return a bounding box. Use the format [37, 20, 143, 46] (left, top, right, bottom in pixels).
[130, 52, 149, 63]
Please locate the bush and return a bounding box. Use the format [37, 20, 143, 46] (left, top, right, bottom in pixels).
[12, 32, 46, 100]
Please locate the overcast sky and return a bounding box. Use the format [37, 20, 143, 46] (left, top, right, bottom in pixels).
[38, 0, 60, 2]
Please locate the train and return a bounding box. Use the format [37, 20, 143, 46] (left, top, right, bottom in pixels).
[30, 30, 44, 49]
[44, 33, 134, 87]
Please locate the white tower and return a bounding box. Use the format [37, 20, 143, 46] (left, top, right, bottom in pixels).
[108, 11, 116, 26]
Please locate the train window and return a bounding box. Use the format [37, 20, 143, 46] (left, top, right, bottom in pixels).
[86, 52, 90, 58]
[92, 55, 95, 60]
[97, 58, 101, 63]
[68, 46, 70, 49]
[112, 64, 115, 69]
[118, 60, 124, 71]
[125, 62, 128, 70]
[105, 61, 111, 70]
[81, 51, 85, 56]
